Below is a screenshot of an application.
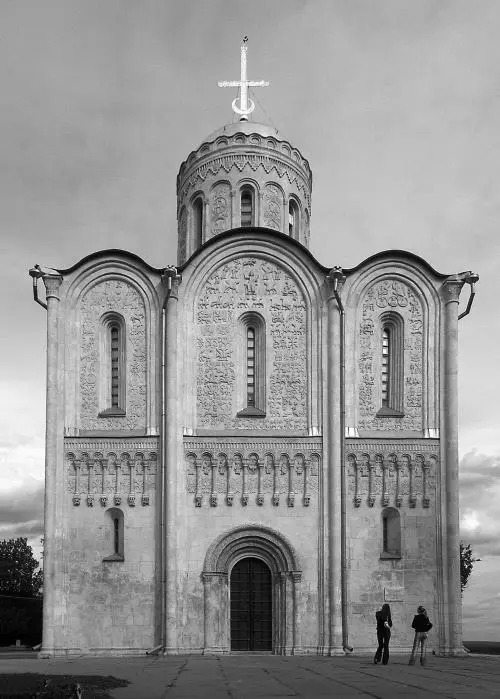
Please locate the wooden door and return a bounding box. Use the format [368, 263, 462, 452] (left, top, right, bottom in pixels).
[230, 557, 272, 651]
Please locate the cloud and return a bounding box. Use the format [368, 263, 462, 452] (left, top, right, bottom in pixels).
[459, 450, 500, 558]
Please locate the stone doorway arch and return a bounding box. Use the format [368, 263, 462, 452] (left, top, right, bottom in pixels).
[202, 525, 302, 654]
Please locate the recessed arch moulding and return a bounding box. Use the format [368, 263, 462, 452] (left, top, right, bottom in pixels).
[201, 525, 302, 655]
[176, 122, 313, 263]
[178, 235, 324, 436]
[342, 259, 442, 437]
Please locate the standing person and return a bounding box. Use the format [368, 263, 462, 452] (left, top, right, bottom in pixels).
[409, 606, 433, 666]
[374, 603, 392, 665]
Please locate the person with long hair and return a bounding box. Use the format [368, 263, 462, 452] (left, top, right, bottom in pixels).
[409, 605, 433, 666]
[374, 603, 392, 665]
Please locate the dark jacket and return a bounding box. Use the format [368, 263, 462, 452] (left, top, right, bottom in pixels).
[376, 610, 393, 631]
[412, 613, 432, 632]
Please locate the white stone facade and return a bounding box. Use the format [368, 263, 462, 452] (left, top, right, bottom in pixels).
[33, 120, 475, 657]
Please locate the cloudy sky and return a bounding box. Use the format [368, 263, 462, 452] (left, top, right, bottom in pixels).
[1, 0, 499, 641]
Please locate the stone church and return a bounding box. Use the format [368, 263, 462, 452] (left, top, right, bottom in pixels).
[30, 44, 478, 657]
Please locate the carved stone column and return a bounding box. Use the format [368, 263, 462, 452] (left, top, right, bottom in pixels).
[165, 272, 182, 653]
[440, 275, 467, 655]
[194, 455, 202, 507]
[40, 272, 63, 657]
[99, 455, 107, 507]
[241, 458, 248, 506]
[326, 272, 343, 654]
[72, 457, 80, 506]
[379, 455, 389, 507]
[291, 571, 302, 654]
[141, 458, 149, 506]
[202, 572, 229, 654]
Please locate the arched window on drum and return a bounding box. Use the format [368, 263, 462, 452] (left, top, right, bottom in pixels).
[240, 187, 254, 227]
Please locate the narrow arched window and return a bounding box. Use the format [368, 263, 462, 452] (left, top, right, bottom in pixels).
[378, 314, 404, 417]
[381, 328, 390, 408]
[247, 326, 256, 407]
[288, 199, 299, 239]
[241, 189, 253, 227]
[237, 313, 266, 417]
[193, 197, 203, 248]
[110, 324, 120, 408]
[381, 508, 401, 558]
[103, 508, 124, 562]
[99, 314, 126, 417]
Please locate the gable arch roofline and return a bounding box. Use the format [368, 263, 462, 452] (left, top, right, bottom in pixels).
[180, 230, 324, 311]
[343, 249, 450, 280]
[56, 248, 164, 277]
[178, 226, 329, 275]
[63, 259, 161, 314]
[343, 260, 442, 314]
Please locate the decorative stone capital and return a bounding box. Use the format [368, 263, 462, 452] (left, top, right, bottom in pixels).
[354, 496, 361, 508]
[257, 494, 264, 506]
[114, 495, 122, 506]
[226, 493, 234, 506]
[326, 266, 346, 300]
[303, 494, 311, 507]
[99, 495, 108, 507]
[290, 571, 302, 583]
[72, 495, 81, 506]
[241, 494, 249, 506]
[210, 493, 218, 507]
[141, 494, 150, 506]
[202, 571, 227, 583]
[440, 272, 476, 305]
[195, 494, 203, 507]
[287, 493, 295, 508]
[86, 495, 94, 507]
[41, 271, 63, 300]
[162, 266, 182, 300]
[272, 493, 280, 506]
[128, 494, 136, 507]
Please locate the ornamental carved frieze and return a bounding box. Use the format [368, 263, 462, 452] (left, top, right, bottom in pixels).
[196, 257, 307, 430]
[263, 184, 283, 231]
[79, 279, 147, 430]
[357, 278, 424, 431]
[346, 442, 438, 509]
[210, 182, 231, 237]
[64, 438, 158, 507]
[183, 438, 321, 508]
[178, 153, 311, 210]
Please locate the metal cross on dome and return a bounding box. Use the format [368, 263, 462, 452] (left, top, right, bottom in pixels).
[218, 37, 269, 121]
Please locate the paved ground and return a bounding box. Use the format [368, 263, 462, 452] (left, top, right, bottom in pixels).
[1, 653, 499, 699]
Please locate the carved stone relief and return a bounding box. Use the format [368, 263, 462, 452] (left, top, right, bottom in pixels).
[346, 442, 438, 509]
[79, 279, 147, 430]
[64, 438, 158, 507]
[358, 278, 424, 430]
[196, 257, 307, 430]
[183, 439, 320, 508]
[263, 184, 283, 231]
[210, 183, 231, 237]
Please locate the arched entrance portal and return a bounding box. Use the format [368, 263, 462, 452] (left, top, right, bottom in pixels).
[202, 525, 302, 654]
[231, 557, 272, 651]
